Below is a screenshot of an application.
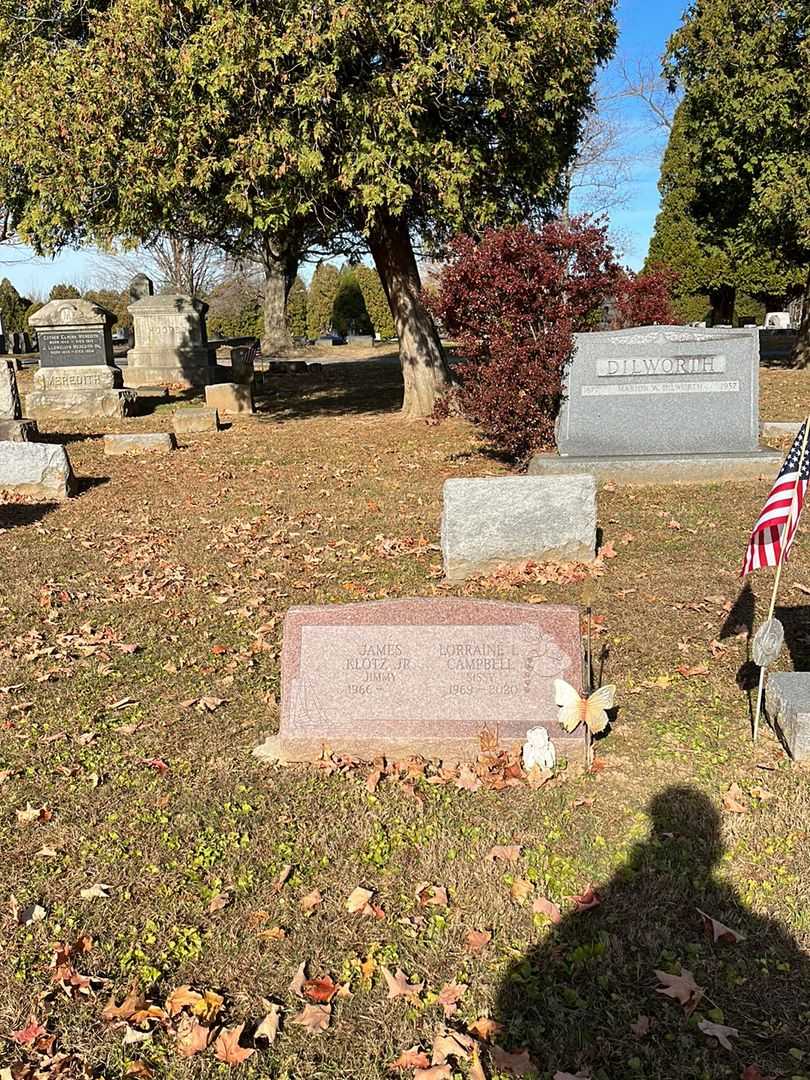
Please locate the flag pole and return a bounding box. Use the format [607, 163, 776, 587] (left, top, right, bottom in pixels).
[752, 415, 810, 741]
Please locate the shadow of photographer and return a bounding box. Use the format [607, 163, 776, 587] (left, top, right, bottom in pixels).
[494, 786, 809, 1078]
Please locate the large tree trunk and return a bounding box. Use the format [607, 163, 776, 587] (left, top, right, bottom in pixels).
[368, 209, 453, 419]
[261, 236, 299, 355]
[793, 269, 810, 369]
[708, 285, 735, 326]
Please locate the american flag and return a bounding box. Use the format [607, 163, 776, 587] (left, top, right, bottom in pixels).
[742, 420, 810, 575]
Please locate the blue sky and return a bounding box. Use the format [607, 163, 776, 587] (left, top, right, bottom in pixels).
[0, 0, 686, 297]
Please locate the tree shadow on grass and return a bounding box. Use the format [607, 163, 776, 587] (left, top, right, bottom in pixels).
[254, 360, 406, 423]
[494, 786, 809, 1079]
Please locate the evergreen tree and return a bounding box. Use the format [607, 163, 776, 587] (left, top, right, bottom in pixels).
[0, 0, 616, 414]
[285, 276, 308, 340]
[306, 264, 341, 340]
[48, 282, 81, 300]
[0, 277, 27, 333]
[355, 266, 396, 340]
[665, 0, 810, 357]
[333, 266, 372, 337]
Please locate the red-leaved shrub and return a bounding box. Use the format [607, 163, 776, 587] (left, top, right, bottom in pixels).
[613, 267, 679, 328]
[430, 220, 618, 462]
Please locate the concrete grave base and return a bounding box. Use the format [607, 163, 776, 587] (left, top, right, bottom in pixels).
[0, 441, 75, 500]
[205, 382, 254, 415]
[124, 361, 214, 389]
[104, 433, 176, 456]
[172, 407, 219, 434]
[0, 419, 38, 442]
[761, 421, 802, 438]
[765, 673, 810, 761]
[528, 450, 783, 485]
[26, 388, 138, 420]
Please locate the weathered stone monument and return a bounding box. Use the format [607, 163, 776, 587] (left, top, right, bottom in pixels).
[126, 292, 213, 388]
[529, 325, 782, 483]
[765, 674, 810, 761]
[255, 598, 585, 764]
[0, 441, 75, 500]
[0, 360, 37, 441]
[27, 299, 137, 419]
[442, 475, 596, 581]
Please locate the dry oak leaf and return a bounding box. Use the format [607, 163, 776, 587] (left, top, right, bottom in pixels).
[455, 766, 482, 792]
[569, 884, 602, 911]
[299, 889, 322, 914]
[468, 1017, 505, 1041]
[723, 783, 747, 814]
[183, 989, 224, 1025]
[437, 981, 467, 1018]
[303, 975, 338, 1004]
[257, 925, 286, 941]
[254, 1003, 281, 1045]
[655, 968, 704, 1014]
[381, 966, 424, 1001]
[174, 1015, 213, 1058]
[630, 1014, 652, 1037]
[510, 878, 533, 903]
[490, 1045, 535, 1076]
[102, 985, 146, 1022]
[16, 803, 51, 826]
[165, 985, 203, 1016]
[214, 1022, 255, 1065]
[697, 908, 745, 944]
[290, 1003, 330, 1034]
[208, 890, 231, 914]
[346, 886, 375, 915]
[698, 1019, 739, 1051]
[289, 961, 308, 998]
[465, 929, 492, 954]
[487, 844, 521, 863]
[416, 882, 449, 908]
[272, 864, 292, 892]
[80, 883, 113, 900]
[389, 1047, 431, 1070]
[11, 1020, 47, 1045]
[432, 1029, 474, 1062]
[677, 664, 710, 678]
[532, 896, 562, 924]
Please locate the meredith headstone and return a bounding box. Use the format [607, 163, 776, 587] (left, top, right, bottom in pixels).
[529, 325, 781, 483]
[255, 598, 585, 764]
[27, 299, 136, 419]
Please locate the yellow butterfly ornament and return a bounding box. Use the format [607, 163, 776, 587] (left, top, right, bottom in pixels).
[553, 679, 616, 766]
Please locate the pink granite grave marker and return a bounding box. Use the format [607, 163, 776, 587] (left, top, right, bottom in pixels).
[256, 598, 585, 764]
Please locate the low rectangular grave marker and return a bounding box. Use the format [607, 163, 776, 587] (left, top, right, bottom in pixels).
[256, 598, 585, 764]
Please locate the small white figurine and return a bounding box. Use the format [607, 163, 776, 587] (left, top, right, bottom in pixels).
[522, 726, 556, 771]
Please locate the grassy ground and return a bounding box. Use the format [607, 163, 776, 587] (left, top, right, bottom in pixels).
[2, 361, 810, 1080]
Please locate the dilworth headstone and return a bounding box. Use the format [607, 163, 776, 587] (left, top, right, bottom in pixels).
[0, 359, 38, 442]
[529, 325, 782, 483]
[126, 293, 214, 388]
[255, 598, 585, 764]
[27, 299, 137, 420]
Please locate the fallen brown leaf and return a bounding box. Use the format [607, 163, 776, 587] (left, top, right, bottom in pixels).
[437, 981, 467, 1017]
[465, 929, 492, 954]
[532, 896, 562, 923]
[468, 1017, 504, 1041]
[569, 884, 601, 910]
[381, 966, 424, 1001]
[655, 968, 704, 1014]
[487, 844, 521, 863]
[723, 783, 747, 813]
[214, 1022, 255, 1064]
[697, 908, 745, 944]
[389, 1047, 431, 1070]
[174, 1015, 213, 1058]
[290, 1003, 330, 1034]
[254, 1003, 281, 1044]
[303, 975, 338, 1004]
[490, 1045, 535, 1076]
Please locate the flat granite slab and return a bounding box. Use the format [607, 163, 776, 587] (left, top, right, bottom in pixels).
[255, 597, 586, 764]
[528, 450, 783, 485]
[765, 672, 810, 761]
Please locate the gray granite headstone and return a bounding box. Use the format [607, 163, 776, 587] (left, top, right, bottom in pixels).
[556, 326, 760, 457]
[441, 475, 596, 581]
[765, 672, 810, 761]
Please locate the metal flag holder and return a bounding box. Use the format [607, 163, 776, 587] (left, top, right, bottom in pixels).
[751, 415, 810, 741]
